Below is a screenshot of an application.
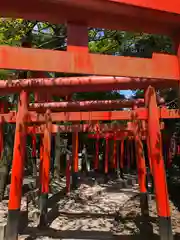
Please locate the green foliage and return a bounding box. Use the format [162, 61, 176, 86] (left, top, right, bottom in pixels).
[0, 70, 13, 80]
[0, 19, 36, 46]
[133, 90, 144, 99]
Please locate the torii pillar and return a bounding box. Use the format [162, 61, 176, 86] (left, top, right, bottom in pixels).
[6, 91, 28, 240]
[145, 86, 173, 240]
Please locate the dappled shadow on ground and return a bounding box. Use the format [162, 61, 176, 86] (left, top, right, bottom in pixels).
[19, 172, 180, 240]
[22, 210, 161, 240]
[47, 210, 116, 224]
[23, 227, 158, 240]
[48, 187, 67, 208]
[22, 214, 180, 240]
[74, 171, 138, 194]
[167, 166, 180, 211]
[46, 176, 139, 226]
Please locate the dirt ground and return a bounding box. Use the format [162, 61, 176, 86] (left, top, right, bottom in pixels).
[0, 175, 180, 240]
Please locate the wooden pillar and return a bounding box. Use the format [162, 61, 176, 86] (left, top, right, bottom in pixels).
[66, 22, 88, 186]
[126, 140, 130, 170]
[39, 111, 51, 228]
[67, 23, 88, 53]
[94, 123, 100, 172]
[51, 134, 55, 176]
[116, 140, 121, 179]
[6, 91, 28, 240]
[113, 135, 117, 170]
[32, 126, 37, 177]
[105, 137, 109, 175]
[66, 153, 71, 194]
[133, 121, 149, 217]
[39, 136, 44, 189]
[120, 139, 124, 179]
[145, 86, 173, 240]
[128, 139, 132, 169]
[72, 131, 78, 189]
[147, 137, 152, 174]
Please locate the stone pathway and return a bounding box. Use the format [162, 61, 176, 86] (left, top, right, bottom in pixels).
[19, 178, 138, 239]
[0, 176, 179, 239]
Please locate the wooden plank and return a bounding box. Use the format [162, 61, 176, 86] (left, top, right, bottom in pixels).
[0, 46, 178, 80]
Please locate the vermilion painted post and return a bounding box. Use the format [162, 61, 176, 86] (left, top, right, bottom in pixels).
[116, 140, 121, 179]
[113, 135, 117, 170]
[6, 91, 28, 240]
[105, 137, 109, 175]
[145, 86, 173, 240]
[34, 71, 53, 204]
[39, 136, 44, 189]
[67, 22, 88, 188]
[32, 126, 37, 177]
[126, 140, 130, 170]
[94, 135, 99, 171]
[73, 131, 79, 172]
[39, 111, 51, 228]
[147, 137, 152, 174]
[120, 140, 124, 179]
[128, 140, 132, 169]
[134, 122, 149, 217]
[72, 131, 78, 189]
[67, 23, 88, 53]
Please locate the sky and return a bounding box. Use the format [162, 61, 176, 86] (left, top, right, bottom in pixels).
[121, 90, 133, 98]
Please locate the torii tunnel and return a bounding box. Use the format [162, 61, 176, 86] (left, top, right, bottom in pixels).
[0, 87, 176, 240]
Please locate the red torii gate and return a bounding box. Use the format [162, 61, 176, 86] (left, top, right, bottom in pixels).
[27, 121, 165, 134]
[1, 95, 177, 240]
[2, 97, 178, 240]
[1, 1, 179, 239]
[88, 132, 136, 171]
[87, 123, 152, 218]
[0, 107, 179, 123]
[0, 77, 177, 93]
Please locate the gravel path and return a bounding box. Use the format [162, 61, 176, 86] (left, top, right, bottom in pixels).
[0, 177, 179, 240]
